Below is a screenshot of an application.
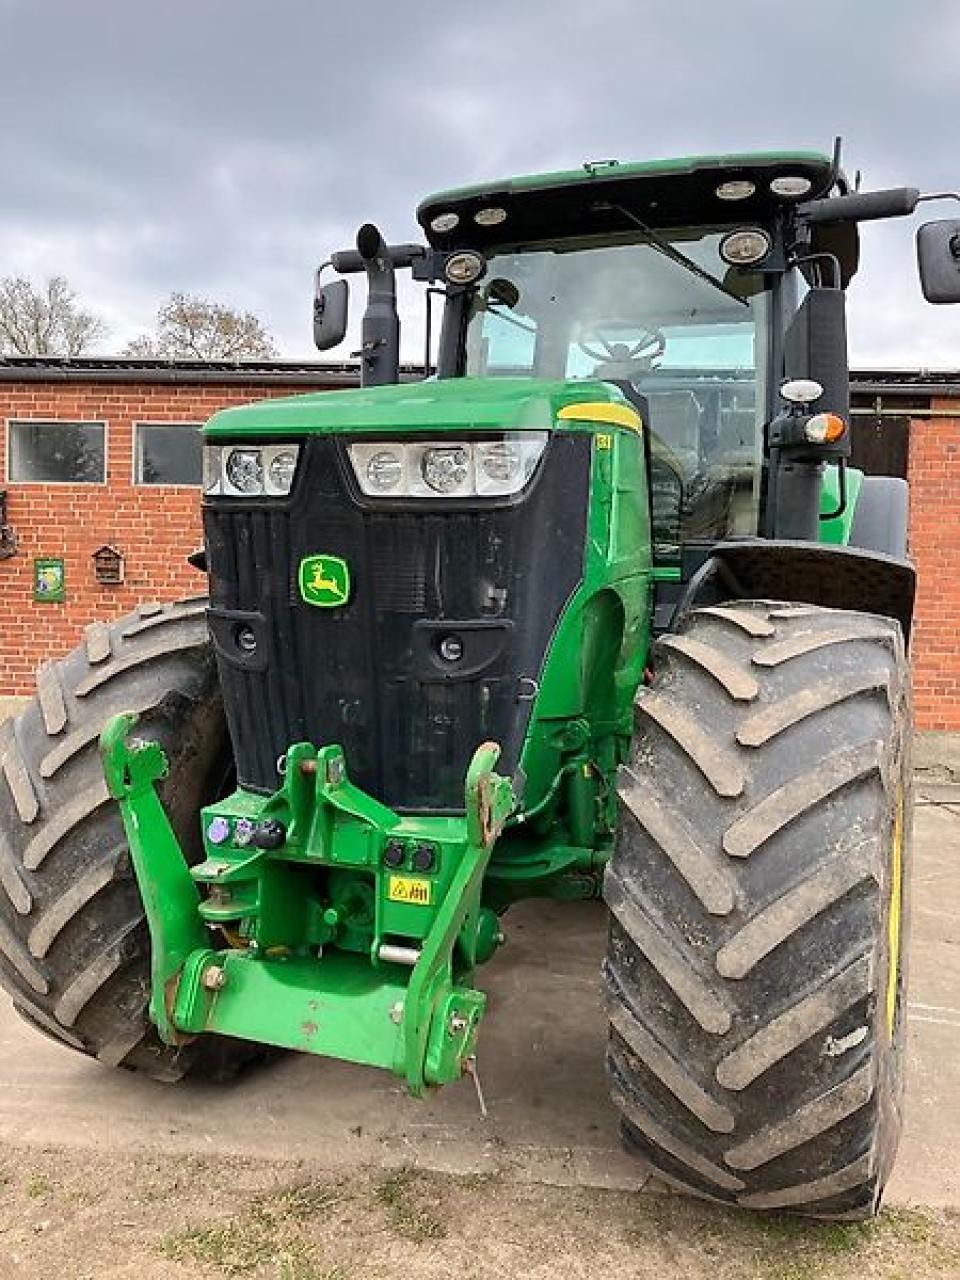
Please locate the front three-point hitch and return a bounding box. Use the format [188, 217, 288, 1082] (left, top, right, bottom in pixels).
[100, 714, 515, 1094]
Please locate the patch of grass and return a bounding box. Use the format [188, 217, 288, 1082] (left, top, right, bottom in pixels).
[706, 1202, 959, 1279]
[278, 1260, 347, 1280]
[881, 1206, 937, 1245]
[745, 1212, 867, 1278]
[619, 1195, 960, 1280]
[25, 1172, 52, 1199]
[160, 1180, 344, 1278]
[375, 1168, 447, 1244]
[265, 1180, 340, 1222]
[161, 1217, 278, 1275]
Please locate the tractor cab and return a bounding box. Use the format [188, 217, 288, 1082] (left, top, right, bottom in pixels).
[310, 147, 953, 617]
[420, 154, 840, 566]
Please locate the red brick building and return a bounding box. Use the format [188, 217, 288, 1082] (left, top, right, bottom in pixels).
[0, 357, 957, 729]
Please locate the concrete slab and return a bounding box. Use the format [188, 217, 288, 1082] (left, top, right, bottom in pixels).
[0, 804, 957, 1207]
[0, 697, 27, 724]
[915, 730, 960, 782]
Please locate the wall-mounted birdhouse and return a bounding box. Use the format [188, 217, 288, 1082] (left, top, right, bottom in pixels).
[93, 544, 125, 586]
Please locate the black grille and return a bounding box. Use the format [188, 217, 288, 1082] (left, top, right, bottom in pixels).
[203, 434, 590, 811]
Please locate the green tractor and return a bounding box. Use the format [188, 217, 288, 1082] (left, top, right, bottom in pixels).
[2, 147, 959, 1217]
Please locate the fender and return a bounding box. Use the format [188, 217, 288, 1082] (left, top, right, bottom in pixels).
[670, 538, 916, 642]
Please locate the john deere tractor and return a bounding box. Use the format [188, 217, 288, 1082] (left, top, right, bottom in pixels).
[3, 147, 960, 1218]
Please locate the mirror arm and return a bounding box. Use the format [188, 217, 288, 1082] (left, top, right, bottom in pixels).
[423, 286, 446, 380]
[790, 251, 842, 290]
[917, 191, 960, 206]
[797, 187, 920, 225]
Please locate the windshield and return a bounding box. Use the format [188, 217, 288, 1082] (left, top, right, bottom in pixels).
[462, 230, 771, 562]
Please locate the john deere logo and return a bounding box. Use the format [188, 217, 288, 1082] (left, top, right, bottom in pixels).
[299, 554, 350, 608]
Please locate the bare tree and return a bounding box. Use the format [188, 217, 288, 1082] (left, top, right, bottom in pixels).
[123, 292, 278, 360]
[0, 276, 108, 357]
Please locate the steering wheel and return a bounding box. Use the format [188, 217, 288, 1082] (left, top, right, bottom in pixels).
[577, 324, 666, 371]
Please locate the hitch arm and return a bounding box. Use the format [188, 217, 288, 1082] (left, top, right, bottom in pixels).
[100, 712, 207, 1043]
[402, 741, 515, 1094]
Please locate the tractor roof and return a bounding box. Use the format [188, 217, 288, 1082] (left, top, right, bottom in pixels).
[418, 150, 835, 248]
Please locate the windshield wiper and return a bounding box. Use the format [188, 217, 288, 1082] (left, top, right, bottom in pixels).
[604, 202, 748, 307]
[484, 301, 538, 334]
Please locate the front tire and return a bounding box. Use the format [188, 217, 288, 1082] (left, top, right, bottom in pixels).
[604, 601, 910, 1217]
[0, 599, 253, 1081]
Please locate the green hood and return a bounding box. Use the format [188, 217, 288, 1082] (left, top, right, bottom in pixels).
[204, 377, 632, 438]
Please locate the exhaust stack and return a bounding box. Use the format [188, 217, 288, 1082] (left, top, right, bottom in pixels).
[354, 223, 400, 387]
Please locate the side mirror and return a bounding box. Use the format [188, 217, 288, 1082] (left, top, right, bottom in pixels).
[917, 219, 960, 303]
[313, 276, 349, 350]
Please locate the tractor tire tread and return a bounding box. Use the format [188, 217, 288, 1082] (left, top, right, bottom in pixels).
[604, 600, 910, 1218]
[0, 598, 256, 1082]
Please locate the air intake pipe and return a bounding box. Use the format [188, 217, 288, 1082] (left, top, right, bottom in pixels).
[335, 223, 400, 387]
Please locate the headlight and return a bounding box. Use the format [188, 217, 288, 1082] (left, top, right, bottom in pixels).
[348, 433, 547, 499]
[476, 440, 522, 490]
[419, 446, 471, 495]
[366, 449, 404, 493]
[719, 228, 772, 266]
[267, 450, 298, 492]
[770, 174, 812, 198]
[225, 449, 263, 495]
[443, 251, 485, 286]
[203, 444, 300, 498]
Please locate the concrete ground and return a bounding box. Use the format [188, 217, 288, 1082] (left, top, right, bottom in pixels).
[0, 797, 957, 1212]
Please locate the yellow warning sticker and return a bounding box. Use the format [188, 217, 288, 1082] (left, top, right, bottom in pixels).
[387, 875, 432, 906]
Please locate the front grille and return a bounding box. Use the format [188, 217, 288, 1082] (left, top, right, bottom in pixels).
[203, 434, 590, 811]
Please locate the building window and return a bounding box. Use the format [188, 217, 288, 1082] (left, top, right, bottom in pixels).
[7, 420, 106, 484]
[134, 422, 203, 486]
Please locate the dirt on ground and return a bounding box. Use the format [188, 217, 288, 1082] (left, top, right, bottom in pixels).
[0, 1145, 957, 1280]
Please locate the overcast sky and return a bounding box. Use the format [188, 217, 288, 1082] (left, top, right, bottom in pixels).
[2, 0, 959, 368]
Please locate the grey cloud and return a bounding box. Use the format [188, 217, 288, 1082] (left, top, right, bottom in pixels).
[1, 0, 958, 362]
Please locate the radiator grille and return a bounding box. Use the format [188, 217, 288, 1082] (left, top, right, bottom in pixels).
[203, 434, 590, 810]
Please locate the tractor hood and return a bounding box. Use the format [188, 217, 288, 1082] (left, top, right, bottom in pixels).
[204, 376, 634, 439]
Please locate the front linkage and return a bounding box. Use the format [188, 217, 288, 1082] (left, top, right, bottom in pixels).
[100, 713, 514, 1094]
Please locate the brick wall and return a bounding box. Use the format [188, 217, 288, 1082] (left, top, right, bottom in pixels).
[907, 401, 960, 730]
[0, 378, 335, 693]
[0, 374, 958, 731]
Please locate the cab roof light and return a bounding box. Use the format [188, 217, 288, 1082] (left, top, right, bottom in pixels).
[429, 211, 460, 234]
[474, 206, 507, 226]
[719, 228, 772, 266]
[770, 174, 813, 198]
[716, 179, 756, 201]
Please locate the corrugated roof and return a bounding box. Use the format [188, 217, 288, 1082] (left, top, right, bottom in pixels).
[0, 356, 423, 386]
[850, 370, 960, 396]
[0, 356, 957, 396]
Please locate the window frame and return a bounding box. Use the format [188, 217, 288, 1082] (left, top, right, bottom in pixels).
[132, 420, 204, 488]
[5, 418, 108, 486]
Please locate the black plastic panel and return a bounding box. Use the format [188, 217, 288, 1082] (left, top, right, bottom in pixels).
[657, 538, 916, 642]
[203, 434, 591, 810]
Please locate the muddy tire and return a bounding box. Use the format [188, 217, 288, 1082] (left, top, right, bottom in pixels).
[0, 599, 253, 1081]
[604, 601, 910, 1218]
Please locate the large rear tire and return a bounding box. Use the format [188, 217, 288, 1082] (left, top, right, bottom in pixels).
[604, 601, 910, 1218]
[0, 599, 253, 1081]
